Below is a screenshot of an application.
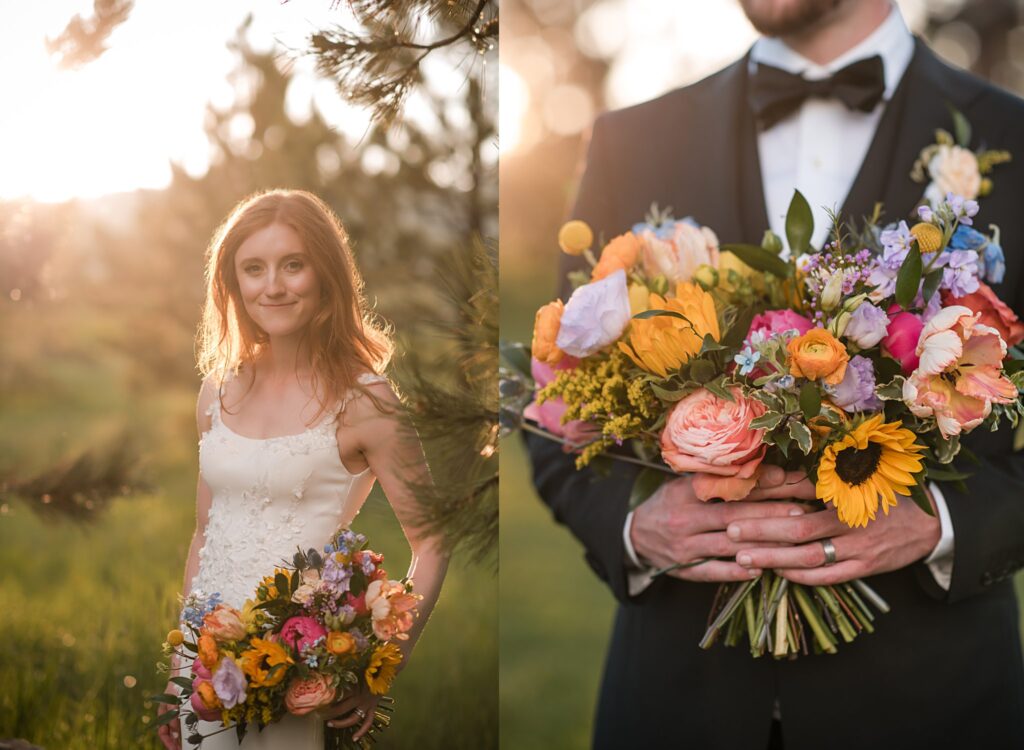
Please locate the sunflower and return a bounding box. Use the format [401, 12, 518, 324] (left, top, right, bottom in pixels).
[816, 415, 924, 528]
[365, 642, 404, 695]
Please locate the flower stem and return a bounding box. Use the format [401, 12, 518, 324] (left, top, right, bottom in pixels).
[792, 585, 837, 654]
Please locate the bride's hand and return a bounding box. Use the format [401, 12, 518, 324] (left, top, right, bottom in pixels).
[323, 689, 381, 741]
[156, 683, 182, 750]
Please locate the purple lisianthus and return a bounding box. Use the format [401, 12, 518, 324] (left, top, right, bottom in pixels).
[941, 249, 980, 298]
[880, 221, 914, 259]
[917, 205, 934, 222]
[945, 192, 979, 225]
[348, 628, 369, 652]
[826, 355, 882, 413]
[211, 657, 247, 709]
[844, 302, 889, 348]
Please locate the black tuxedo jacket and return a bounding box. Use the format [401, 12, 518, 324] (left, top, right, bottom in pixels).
[527, 39, 1024, 750]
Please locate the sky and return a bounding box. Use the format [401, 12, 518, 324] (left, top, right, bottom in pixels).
[0, 1, 385, 202]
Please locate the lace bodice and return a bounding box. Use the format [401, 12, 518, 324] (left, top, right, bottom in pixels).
[189, 373, 385, 609]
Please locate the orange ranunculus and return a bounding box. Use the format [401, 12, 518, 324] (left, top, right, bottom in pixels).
[619, 282, 720, 378]
[197, 633, 222, 671]
[325, 631, 356, 656]
[240, 637, 294, 688]
[203, 604, 247, 642]
[592, 232, 641, 281]
[531, 300, 565, 365]
[787, 328, 849, 385]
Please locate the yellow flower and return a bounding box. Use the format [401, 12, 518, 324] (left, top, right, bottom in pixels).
[627, 283, 649, 315]
[787, 328, 849, 385]
[166, 629, 185, 648]
[531, 300, 565, 365]
[910, 222, 943, 255]
[816, 415, 925, 528]
[718, 250, 764, 293]
[365, 642, 403, 696]
[618, 282, 720, 378]
[592, 233, 640, 280]
[240, 637, 294, 688]
[558, 220, 593, 255]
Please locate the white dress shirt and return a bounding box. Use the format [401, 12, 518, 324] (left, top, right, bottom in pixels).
[623, 4, 955, 594]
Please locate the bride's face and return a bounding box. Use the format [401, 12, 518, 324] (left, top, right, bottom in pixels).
[234, 222, 321, 338]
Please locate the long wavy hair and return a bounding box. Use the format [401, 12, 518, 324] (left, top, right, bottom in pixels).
[197, 189, 393, 420]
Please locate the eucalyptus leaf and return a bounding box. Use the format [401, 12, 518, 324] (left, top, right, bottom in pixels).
[895, 243, 923, 310]
[155, 710, 180, 728]
[788, 421, 813, 455]
[785, 189, 814, 256]
[799, 381, 821, 420]
[629, 468, 669, 510]
[721, 243, 792, 279]
[170, 676, 193, 690]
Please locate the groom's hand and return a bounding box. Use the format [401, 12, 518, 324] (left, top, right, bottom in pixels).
[630, 469, 808, 582]
[727, 475, 941, 584]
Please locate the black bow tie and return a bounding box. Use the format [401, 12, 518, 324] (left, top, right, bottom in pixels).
[749, 55, 886, 129]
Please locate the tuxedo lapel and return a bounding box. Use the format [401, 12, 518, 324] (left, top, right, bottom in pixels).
[878, 39, 983, 222]
[735, 56, 771, 243]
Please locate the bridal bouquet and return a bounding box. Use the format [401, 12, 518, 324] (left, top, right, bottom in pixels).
[154, 528, 420, 747]
[508, 190, 1024, 657]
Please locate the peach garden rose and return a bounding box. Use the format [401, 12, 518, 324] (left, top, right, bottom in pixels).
[659, 387, 768, 501]
[284, 673, 337, 716]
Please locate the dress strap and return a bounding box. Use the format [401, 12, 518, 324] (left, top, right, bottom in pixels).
[357, 372, 388, 386]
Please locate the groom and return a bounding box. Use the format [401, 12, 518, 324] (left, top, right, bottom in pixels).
[527, 1, 1024, 748]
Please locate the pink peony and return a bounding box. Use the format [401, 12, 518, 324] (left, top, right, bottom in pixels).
[882, 306, 924, 374]
[903, 305, 1017, 438]
[284, 673, 336, 716]
[660, 387, 768, 501]
[523, 357, 600, 447]
[202, 604, 247, 642]
[279, 616, 328, 654]
[747, 309, 814, 341]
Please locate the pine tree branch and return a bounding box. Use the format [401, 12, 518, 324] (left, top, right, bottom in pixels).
[46, 0, 134, 70]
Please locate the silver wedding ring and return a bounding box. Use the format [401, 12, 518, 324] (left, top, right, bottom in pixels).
[353, 707, 367, 720]
[820, 538, 837, 566]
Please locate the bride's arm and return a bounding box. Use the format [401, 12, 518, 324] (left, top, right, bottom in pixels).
[360, 382, 450, 666]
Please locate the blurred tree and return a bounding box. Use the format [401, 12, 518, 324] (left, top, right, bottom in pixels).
[46, 0, 134, 70]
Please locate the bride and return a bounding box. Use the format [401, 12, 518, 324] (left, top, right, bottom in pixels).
[158, 189, 448, 749]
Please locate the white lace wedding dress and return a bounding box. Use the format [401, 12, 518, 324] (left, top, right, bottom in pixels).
[184, 373, 385, 749]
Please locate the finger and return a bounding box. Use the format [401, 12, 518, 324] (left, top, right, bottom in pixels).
[736, 538, 840, 569]
[688, 531, 789, 560]
[698, 500, 809, 533]
[352, 703, 377, 740]
[777, 560, 862, 586]
[755, 464, 787, 489]
[745, 474, 818, 501]
[669, 559, 762, 583]
[327, 708, 368, 729]
[727, 510, 844, 544]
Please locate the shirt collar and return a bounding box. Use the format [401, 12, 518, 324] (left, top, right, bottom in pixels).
[749, 3, 913, 99]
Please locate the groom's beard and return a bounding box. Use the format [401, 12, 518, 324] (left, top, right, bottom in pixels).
[739, 0, 846, 37]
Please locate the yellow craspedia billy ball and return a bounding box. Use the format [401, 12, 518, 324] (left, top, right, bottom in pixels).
[558, 220, 593, 255]
[166, 629, 185, 647]
[909, 222, 943, 255]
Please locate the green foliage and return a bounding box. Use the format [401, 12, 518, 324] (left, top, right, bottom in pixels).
[720, 243, 791, 279]
[895, 243, 923, 310]
[785, 190, 813, 256]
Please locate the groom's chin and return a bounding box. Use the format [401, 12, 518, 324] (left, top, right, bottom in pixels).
[739, 0, 844, 37]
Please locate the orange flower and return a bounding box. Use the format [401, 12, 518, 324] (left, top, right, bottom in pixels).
[197, 633, 221, 671]
[787, 328, 849, 385]
[531, 300, 565, 365]
[325, 631, 356, 656]
[240, 637, 294, 688]
[195, 681, 222, 711]
[592, 233, 640, 281]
